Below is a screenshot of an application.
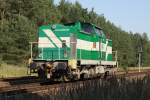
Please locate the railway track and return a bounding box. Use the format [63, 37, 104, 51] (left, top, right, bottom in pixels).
[0, 71, 149, 94]
[0, 76, 40, 88]
[0, 71, 148, 100]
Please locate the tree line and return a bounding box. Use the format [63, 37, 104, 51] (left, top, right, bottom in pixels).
[0, 0, 150, 67]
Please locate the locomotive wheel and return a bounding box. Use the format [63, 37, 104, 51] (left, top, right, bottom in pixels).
[37, 67, 46, 80]
[80, 73, 89, 79]
[104, 71, 109, 79]
[61, 75, 69, 81]
[89, 68, 95, 78]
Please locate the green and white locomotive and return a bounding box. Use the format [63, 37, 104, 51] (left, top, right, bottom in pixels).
[29, 21, 117, 80]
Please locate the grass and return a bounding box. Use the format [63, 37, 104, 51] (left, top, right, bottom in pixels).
[118, 66, 150, 72]
[0, 63, 149, 78]
[0, 63, 28, 78]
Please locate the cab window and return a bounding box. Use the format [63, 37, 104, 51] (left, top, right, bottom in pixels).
[95, 27, 103, 36]
[81, 23, 95, 35]
[62, 40, 66, 48]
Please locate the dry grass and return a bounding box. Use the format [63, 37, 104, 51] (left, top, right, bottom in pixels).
[0, 63, 28, 78]
[128, 67, 150, 70]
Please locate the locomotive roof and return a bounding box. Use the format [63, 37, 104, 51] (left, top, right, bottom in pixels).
[63, 21, 102, 30]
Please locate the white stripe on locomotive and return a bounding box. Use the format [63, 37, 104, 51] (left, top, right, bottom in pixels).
[38, 37, 55, 48]
[43, 29, 62, 48]
[60, 37, 112, 53]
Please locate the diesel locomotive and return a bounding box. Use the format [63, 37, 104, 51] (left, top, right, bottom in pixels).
[29, 21, 117, 80]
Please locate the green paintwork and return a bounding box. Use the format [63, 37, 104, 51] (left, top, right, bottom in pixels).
[36, 21, 113, 62]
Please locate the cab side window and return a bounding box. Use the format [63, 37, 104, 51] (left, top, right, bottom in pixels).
[95, 27, 103, 36]
[62, 40, 66, 48]
[81, 23, 94, 35]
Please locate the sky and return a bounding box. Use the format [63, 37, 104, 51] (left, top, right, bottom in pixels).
[54, 0, 150, 38]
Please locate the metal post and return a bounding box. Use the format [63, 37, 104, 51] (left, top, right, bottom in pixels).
[30, 42, 33, 59]
[138, 46, 143, 72]
[115, 51, 117, 61]
[59, 48, 60, 60]
[112, 51, 118, 68]
[75, 43, 77, 59]
[115, 51, 118, 68]
[138, 53, 141, 72]
[42, 48, 43, 60]
[80, 49, 81, 59]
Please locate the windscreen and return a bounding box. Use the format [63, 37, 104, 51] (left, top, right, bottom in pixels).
[64, 23, 75, 26]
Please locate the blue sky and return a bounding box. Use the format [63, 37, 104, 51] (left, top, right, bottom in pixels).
[55, 0, 150, 38]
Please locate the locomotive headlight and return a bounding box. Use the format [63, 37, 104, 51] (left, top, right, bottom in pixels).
[51, 25, 56, 30]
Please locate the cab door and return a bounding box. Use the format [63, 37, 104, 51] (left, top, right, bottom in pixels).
[94, 27, 106, 61]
